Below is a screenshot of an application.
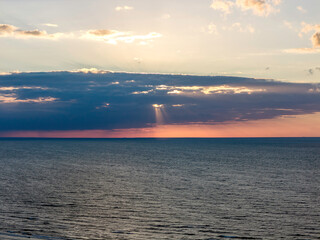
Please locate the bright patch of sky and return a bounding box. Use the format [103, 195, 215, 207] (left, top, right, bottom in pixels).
[0, 0, 319, 82]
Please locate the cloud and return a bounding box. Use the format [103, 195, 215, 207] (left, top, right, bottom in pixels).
[67, 68, 111, 74]
[297, 6, 307, 13]
[0, 24, 162, 45]
[89, 29, 115, 36]
[283, 48, 320, 54]
[211, 0, 281, 16]
[0, 71, 319, 131]
[236, 0, 280, 16]
[0, 86, 48, 91]
[307, 67, 320, 75]
[115, 6, 133, 11]
[42, 23, 58, 28]
[16, 30, 48, 37]
[285, 22, 320, 53]
[0, 24, 63, 39]
[0, 93, 57, 103]
[83, 29, 162, 44]
[206, 23, 219, 35]
[308, 69, 314, 75]
[0, 71, 21, 76]
[299, 22, 320, 37]
[0, 24, 17, 35]
[154, 84, 265, 95]
[311, 32, 320, 48]
[210, 0, 234, 14]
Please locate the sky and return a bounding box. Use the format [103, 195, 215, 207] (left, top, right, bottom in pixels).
[0, 0, 319, 137]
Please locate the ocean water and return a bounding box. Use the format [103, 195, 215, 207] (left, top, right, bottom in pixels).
[0, 138, 319, 240]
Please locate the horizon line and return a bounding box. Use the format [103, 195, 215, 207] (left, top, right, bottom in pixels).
[0, 137, 319, 140]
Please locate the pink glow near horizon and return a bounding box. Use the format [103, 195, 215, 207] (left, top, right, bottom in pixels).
[1, 113, 319, 138]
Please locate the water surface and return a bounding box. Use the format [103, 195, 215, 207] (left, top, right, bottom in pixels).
[0, 138, 319, 239]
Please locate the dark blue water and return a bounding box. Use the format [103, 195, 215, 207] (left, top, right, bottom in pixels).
[0, 138, 319, 240]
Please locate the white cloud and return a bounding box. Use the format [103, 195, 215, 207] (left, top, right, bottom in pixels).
[236, 0, 281, 16]
[42, 23, 58, 28]
[68, 68, 110, 74]
[0, 71, 21, 76]
[132, 89, 153, 95]
[299, 22, 320, 37]
[207, 23, 219, 35]
[0, 86, 48, 91]
[0, 93, 57, 103]
[0, 24, 161, 45]
[84, 29, 162, 45]
[155, 85, 265, 95]
[115, 6, 133, 11]
[210, 0, 234, 14]
[283, 48, 320, 54]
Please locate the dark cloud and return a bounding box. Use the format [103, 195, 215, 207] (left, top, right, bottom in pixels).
[312, 32, 320, 48]
[16, 30, 47, 37]
[0, 71, 319, 131]
[307, 67, 320, 75]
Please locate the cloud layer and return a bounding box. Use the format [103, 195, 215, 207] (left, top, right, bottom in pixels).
[0, 24, 161, 45]
[0, 24, 61, 39]
[0, 71, 319, 131]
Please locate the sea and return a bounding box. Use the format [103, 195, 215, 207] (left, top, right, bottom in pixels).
[0, 138, 319, 240]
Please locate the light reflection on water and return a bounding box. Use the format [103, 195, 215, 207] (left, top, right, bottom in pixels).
[0, 138, 319, 240]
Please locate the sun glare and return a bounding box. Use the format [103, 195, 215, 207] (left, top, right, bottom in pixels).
[152, 104, 164, 108]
